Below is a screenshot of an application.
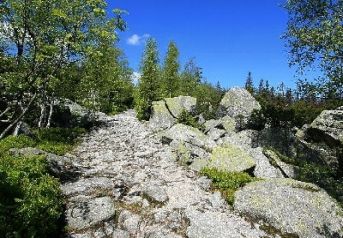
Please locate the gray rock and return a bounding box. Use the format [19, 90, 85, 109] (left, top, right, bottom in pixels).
[162, 124, 216, 151]
[118, 210, 141, 235]
[249, 147, 284, 178]
[172, 141, 210, 170]
[234, 179, 343, 238]
[186, 209, 266, 238]
[217, 88, 261, 124]
[112, 229, 130, 238]
[218, 132, 284, 178]
[149, 100, 177, 131]
[207, 144, 256, 173]
[307, 108, 343, 146]
[63, 98, 90, 117]
[204, 116, 236, 134]
[263, 149, 298, 178]
[164, 96, 197, 118]
[204, 119, 220, 132]
[143, 184, 168, 203]
[301, 109, 343, 172]
[66, 196, 116, 231]
[207, 128, 226, 141]
[62, 177, 114, 196]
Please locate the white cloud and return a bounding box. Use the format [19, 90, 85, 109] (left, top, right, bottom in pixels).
[127, 34, 150, 46]
[131, 72, 141, 85]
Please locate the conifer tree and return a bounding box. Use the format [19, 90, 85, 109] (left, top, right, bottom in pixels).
[135, 38, 161, 120]
[244, 72, 254, 94]
[162, 41, 180, 97]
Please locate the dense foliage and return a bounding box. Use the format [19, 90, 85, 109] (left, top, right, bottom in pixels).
[244, 74, 342, 129]
[135, 38, 162, 120]
[284, 0, 343, 100]
[0, 0, 131, 138]
[0, 130, 86, 237]
[134, 38, 224, 120]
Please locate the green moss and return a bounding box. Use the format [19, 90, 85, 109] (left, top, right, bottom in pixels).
[200, 167, 259, 205]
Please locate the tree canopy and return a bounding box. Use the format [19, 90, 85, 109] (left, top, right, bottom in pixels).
[284, 0, 343, 99]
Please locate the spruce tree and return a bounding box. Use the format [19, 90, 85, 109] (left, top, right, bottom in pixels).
[135, 38, 161, 120]
[244, 72, 254, 94]
[162, 41, 180, 97]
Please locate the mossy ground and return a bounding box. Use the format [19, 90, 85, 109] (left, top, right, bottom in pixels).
[200, 167, 259, 205]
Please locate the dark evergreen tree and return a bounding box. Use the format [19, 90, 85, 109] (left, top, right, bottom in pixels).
[135, 38, 161, 120]
[244, 72, 254, 94]
[162, 41, 180, 97]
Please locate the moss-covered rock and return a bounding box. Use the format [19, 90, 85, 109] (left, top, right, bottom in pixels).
[164, 96, 197, 118]
[207, 144, 256, 173]
[234, 178, 343, 238]
[149, 100, 176, 131]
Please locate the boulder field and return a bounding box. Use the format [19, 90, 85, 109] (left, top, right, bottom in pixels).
[18, 88, 343, 237]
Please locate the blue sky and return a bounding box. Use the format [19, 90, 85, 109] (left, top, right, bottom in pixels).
[108, 0, 301, 89]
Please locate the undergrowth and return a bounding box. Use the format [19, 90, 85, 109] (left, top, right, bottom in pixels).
[200, 167, 258, 205]
[177, 110, 205, 131]
[0, 127, 86, 237]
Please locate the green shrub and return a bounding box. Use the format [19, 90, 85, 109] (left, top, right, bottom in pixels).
[247, 109, 266, 130]
[0, 127, 86, 236]
[177, 110, 205, 131]
[0, 154, 63, 237]
[0, 135, 36, 156]
[35, 127, 86, 144]
[200, 167, 258, 205]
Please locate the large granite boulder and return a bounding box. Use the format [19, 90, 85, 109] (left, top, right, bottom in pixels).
[204, 116, 236, 134]
[207, 144, 256, 173]
[149, 96, 197, 131]
[217, 88, 261, 123]
[164, 96, 197, 118]
[306, 108, 343, 146]
[218, 131, 284, 178]
[234, 178, 343, 238]
[149, 100, 177, 131]
[300, 108, 343, 173]
[161, 124, 216, 151]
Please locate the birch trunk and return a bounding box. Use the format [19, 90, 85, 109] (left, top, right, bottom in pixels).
[0, 93, 37, 139]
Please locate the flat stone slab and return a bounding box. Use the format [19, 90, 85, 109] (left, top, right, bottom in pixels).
[66, 196, 116, 231]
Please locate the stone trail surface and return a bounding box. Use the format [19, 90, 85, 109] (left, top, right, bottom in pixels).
[62, 110, 268, 238]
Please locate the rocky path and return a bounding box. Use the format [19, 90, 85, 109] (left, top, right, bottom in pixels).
[62, 110, 268, 238]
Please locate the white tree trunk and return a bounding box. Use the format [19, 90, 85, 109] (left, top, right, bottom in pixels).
[46, 103, 53, 128]
[38, 104, 46, 128]
[12, 121, 23, 136]
[0, 93, 37, 139]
